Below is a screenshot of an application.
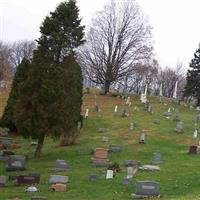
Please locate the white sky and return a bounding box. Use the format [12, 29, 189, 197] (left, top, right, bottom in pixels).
[1, 0, 200, 69]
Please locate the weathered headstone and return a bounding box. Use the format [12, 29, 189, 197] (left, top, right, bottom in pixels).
[0, 176, 6, 187]
[175, 121, 184, 133]
[139, 129, 146, 144]
[108, 145, 122, 153]
[152, 152, 162, 164]
[6, 155, 26, 171]
[114, 105, 118, 113]
[49, 175, 68, 184]
[127, 166, 137, 179]
[101, 136, 109, 142]
[131, 181, 160, 198]
[193, 129, 198, 138]
[126, 97, 130, 105]
[85, 109, 89, 118]
[147, 104, 153, 114]
[130, 122, 137, 130]
[106, 170, 113, 179]
[163, 111, 171, 117]
[139, 165, 160, 171]
[55, 160, 69, 171]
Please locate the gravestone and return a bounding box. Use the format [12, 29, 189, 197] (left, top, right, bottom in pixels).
[126, 97, 131, 105]
[114, 105, 118, 113]
[122, 178, 131, 185]
[88, 174, 99, 181]
[124, 160, 139, 167]
[173, 112, 180, 122]
[0, 176, 6, 187]
[108, 145, 122, 153]
[152, 152, 163, 164]
[127, 166, 137, 179]
[139, 129, 146, 144]
[51, 183, 66, 192]
[91, 148, 110, 167]
[139, 165, 160, 171]
[163, 112, 171, 117]
[6, 155, 26, 171]
[31, 197, 48, 200]
[175, 121, 184, 133]
[131, 181, 160, 198]
[55, 160, 69, 171]
[193, 129, 198, 138]
[15, 175, 40, 186]
[49, 175, 68, 184]
[147, 104, 153, 114]
[85, 109, 89, 118]
[106, 170, 113, 179]
[188, 145, 197, 154]
[130, 122, 137, 130]
[101, 136, 109, 142]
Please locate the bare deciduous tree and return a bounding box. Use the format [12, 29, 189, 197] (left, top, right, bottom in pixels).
[0, 41, 11, 82]
[78, 1, 153, 94]
[9, 40, 36, 68]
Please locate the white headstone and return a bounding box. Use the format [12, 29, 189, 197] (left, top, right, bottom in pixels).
[126, 97, 130, 105]
[193, 129, 198, 138]
[85, 109, 89, 118]
[173, 81, 178, 99]
[114, 105, 118, 113]
[106, 170, 113, 179]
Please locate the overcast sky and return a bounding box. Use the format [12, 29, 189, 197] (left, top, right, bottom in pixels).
[1, 0, 200, 69]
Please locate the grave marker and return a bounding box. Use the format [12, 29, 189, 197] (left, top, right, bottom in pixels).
[131, 181, 160, 198]
[55, 160, 69, 171]
[106, 170, 113, 179]
[49, 175, 68, 184]
[6, 155, 26, 171]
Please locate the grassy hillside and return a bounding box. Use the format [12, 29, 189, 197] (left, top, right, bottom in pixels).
[0, 89, 200, 200]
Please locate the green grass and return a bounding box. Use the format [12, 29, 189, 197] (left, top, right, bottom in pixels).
[1, 90, 200, 200]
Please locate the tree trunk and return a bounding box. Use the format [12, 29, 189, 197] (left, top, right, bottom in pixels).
[104, 80, 111, 94]
[34, 134, 45, 158]
[60, 128, 77, 146]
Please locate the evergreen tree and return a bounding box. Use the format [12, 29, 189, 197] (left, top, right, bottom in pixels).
[184, 45, 200, 105]
[0, 58, 30, 132]
[14, 0, 84, 157]
[37, 0, 85, 62]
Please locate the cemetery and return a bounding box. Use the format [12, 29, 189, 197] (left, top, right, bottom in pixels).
[1, 89, 200, 200]
[1, 0, 200, 199]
